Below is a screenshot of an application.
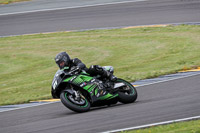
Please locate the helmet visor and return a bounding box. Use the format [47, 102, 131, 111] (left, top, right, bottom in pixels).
[59, 61, 65, 68]
[56, 60, 69, 69]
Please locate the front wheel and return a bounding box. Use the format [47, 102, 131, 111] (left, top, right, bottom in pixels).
[116, 79, 138, 104]
[60, 90, 91, 113]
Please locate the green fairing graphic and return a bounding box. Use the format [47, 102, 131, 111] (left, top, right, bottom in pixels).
[63, 76, 74, 82]
[94, 88, 98, 95]
[83, 84, 93, 90]
[64, 75, 92, 84]
[72, 78, 82, 85]
[107, 94, 119, 100]
[78, 75, 93, 81]
[63, 76, 128, 101]
[88, 85, 97, 92]
[52, 68, 138, 113]
[98, 93, 118, 100]
[63, 75, 98, 94]
[65, 75, 116, 100]
[74, 75, 92, 84]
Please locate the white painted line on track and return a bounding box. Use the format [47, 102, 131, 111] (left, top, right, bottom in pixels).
[1, 71, 200, 113]
[0, 0, 147, 16]
[1, 22, 200, 38]
[102, 115, 200, 133]
[136, 72, 200, 87]
[0, 101, 59, 113]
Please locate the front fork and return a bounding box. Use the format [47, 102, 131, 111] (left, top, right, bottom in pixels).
[66, 85, 86, 101]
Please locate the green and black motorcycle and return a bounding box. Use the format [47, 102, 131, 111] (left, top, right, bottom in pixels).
[51, 66, 137, 113]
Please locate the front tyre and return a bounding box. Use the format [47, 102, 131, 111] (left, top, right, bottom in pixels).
[116, 79, 138, 104]
[60, 90, 91, 113]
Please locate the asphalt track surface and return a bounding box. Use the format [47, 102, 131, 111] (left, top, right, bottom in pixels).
[0, 0, 200, 36]
[0, 74, 200, 133]
[1, 0, 200, 132]
[0, 0, 146, 14]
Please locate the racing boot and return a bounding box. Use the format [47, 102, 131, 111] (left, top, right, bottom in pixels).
[103, 70, 117, 82]
[103, 71, 117, 90]
[90, 65, 116, 80]
[109, 73, 117, 82]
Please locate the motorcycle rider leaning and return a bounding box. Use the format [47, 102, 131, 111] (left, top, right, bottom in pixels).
[55, 52, 117, 84]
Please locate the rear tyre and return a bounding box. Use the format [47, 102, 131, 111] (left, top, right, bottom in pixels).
[60, 90, 91, 113]
[116, 79, 138, 104]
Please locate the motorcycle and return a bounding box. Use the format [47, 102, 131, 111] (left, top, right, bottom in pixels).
[51, 66, 137, 113]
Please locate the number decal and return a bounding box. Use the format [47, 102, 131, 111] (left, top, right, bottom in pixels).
[53, 80, 58, 90]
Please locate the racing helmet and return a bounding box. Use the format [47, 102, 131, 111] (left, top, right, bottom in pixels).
[55, 52, 71, 69]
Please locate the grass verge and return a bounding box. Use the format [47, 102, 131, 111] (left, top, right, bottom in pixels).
[0, 0, 30, 4]
[0, 25, 200, 105]
[123, 119, 200, 133]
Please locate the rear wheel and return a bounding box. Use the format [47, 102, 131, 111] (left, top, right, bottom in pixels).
[116, 79, 137, 104]
[60, 90, 91, 113]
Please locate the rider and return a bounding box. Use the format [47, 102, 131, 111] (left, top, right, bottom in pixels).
[54, 52, 117, 82]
